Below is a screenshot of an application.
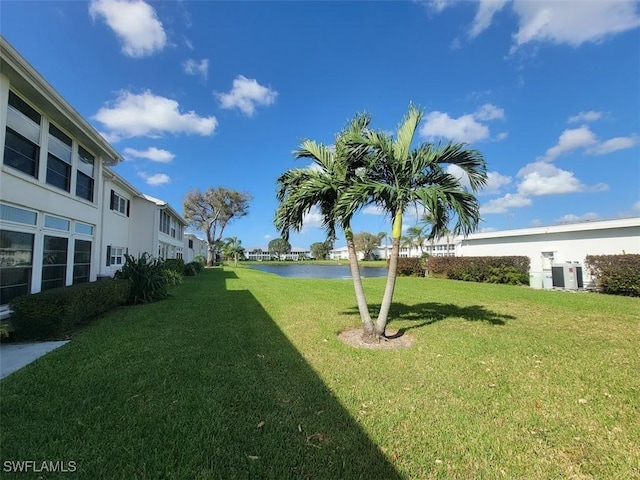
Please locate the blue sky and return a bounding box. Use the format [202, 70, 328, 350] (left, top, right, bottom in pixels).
[2, 0, 639, 249]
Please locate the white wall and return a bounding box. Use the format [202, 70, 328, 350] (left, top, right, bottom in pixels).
[459, 219, 640, 287]
[183, 234, 207, 263]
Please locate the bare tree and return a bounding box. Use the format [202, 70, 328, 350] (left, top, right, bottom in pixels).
[183, 187, 251, 266]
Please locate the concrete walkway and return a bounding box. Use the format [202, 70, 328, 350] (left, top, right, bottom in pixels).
[0, 341, 69, 379]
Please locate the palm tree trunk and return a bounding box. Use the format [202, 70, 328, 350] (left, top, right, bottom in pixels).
[345, 227, 375, 341]
[375, 209, 402, 337]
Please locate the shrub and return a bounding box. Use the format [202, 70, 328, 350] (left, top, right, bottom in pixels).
[388, 257, 425, 277]
[428, 256, 530, 285]
[585, 254, 640, 297]
[163, 258, 185, 275]
[164, 269, 183, 286]
[116, 253, 168, 304]
[191, 259, 205, 272]
[193, 254, 206, 268]
[183, 262, 198, 276]
[9, 279, 130, 340]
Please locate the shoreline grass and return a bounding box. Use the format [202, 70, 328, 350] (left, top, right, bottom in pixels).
[1, 268, 638, 479]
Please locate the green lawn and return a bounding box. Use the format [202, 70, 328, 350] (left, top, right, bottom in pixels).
[1, 268, 638, 479]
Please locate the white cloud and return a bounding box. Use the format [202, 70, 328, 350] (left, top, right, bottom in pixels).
[481, 171, 512, 195]
[555, 212, 601, 224]
[474, 103, 505, 121]
[362, 205, 386, 216]
[183, 58, 209, 82]
[421, 111, 487, 143]
[94, 90, 217, 141]
[420, 103, 505, 143]
[447, 164, 471, 189]
[123, 147, 175, 163]
[469, 0, 509, 38]
[568, 111, 604, 124]
[511, 0, 640, 50]
[633, 200, 640, 212]
[425, 0, 455, 13]
[138, 172, 170, 186]
[539, 126, 638, 161]
[517, 161, 608, 196]
[539, 126, 598, 162]
[89, 0, 166, 58]
[481, 193, 532, 214]
[587, 135, 639, 155]
[264, 234, 272, 240]
[216, 75, 278, 116]
[301, 206, 324, 230]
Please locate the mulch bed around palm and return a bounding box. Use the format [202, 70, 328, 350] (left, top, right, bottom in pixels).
[337, 327, 414, 349]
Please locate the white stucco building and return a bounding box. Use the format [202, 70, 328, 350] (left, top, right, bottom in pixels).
[458, 218, 640, 288]
[100, 171, 188, 277]
[0, 37, 188, 314]
[1, 36, 122, 310]
[183, 233, 208, 263]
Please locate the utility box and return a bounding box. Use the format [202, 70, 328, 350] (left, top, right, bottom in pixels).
[551, 263, 584, 290]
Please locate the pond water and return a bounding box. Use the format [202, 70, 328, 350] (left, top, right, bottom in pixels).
[248, 264, 388, 279]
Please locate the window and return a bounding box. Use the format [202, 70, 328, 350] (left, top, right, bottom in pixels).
[46, 123, 72, 191]
[76, 146, 95, 201]
[160, 211, 170, 235]
[75, 222, 93, 236]
[41, 235, 68, 291]
[0, 230, 34, 305]
[110, 190, 129, 216]
[107, 246, 125, 266]
[188, 239, 194, 249]
[4, 128, 40, 178]
[0, 204, 37, 225]
[44, 215, 70, 231]
[73, 240, 91, 284]
[4, 91, 41, 178]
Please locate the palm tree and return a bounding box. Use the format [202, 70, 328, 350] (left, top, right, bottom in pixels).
[274, 113, 377, 338]
[223, 236, 244, 267]
[341, 104, 487, 339]
[405, 224, 427, 256]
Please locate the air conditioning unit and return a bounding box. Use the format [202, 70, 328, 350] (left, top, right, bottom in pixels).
[551, 263, 584, 290]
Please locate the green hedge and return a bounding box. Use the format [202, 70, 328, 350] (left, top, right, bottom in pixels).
[10, 279, 131, 340]
[585, 254, 640, 297]
[428, 256, 530, 285]
[183, 262, 198, 276]
[388, 257, 425, 277]
[163, 258, 185, 275]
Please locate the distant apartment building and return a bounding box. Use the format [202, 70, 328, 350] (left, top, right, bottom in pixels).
[245, 247, 310, 261]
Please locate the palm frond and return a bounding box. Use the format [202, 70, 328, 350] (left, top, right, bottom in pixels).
[393, 103, 423, 164]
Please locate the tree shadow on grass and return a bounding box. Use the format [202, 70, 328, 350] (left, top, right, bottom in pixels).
[342, 302, 516, 338]
[0, 268, 402, 479]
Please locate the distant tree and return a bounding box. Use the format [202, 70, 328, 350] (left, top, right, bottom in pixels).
[378, 232, 391, 260]
[183, 187, 252, 266]
[268, 238, 291, 260]
[310, 240, 333, 260]
[222, 236, 245, 267]
[353, 232, 381, 260]
[405, 224, 428, 255]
